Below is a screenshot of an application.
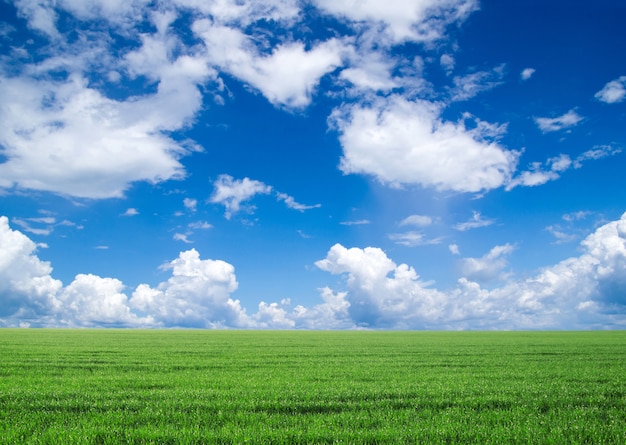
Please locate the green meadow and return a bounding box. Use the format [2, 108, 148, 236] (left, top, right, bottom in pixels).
[0, 330, 625, 444]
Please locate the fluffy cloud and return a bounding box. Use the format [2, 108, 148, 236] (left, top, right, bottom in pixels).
[534, 109, 583, 133]
[315, 214, 626, 329]
[210, 175, 273, 219]
[330, 95, 519, 193]
[313, 0, 478, 44]
[0, 216, 62, 324]
[0, 216, 250, 328]
[315, 244, 447, 328]
[192, 20, 346, 108]
[0, 71, 208, 198]
[2, 214, 626, 329]
[130, 249, 247, 328]
[595, 76, 626, 104]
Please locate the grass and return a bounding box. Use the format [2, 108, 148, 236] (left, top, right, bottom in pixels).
[0, 329, 625, 444]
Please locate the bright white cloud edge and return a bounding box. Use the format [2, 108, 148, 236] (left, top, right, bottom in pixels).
[2, 213, 625, 330]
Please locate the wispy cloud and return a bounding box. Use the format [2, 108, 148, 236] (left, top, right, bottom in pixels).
[454, 211, 495, 231]
[276, 193, 321, 212]
[388, 231, 443, 247]
[534, 109, 583, 133]
[340, 219, 371, 226]
[399, 214, 433, 227]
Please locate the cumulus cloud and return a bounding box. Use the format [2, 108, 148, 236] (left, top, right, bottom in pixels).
[130, 249, 247, 328]
[534, 109, 583, 133]
[313, 0, 478, 45]
[0, 216, 62, 324]
[0, 72, 208, 198]
[315, 214, 626, 329]
[0, 216, 252, 328]
[2, 214, 626, 329]
[595, 76, 626, 104]
[330, 95, 519, 193]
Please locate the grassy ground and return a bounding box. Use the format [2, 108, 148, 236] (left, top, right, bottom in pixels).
[0, 329, 625, 444]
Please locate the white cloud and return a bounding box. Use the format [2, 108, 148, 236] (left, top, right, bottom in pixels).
[183, 198, 197, 212]
[459, 244, 515, 283]
[449, 244, 460, 255]
[276, 192, 321, 212]
[188, 221, 212, 230]
[0, 73, 205, 198]
[130, 249, 247, 328]
[545, 225, 578, 244]
[315, 214, 626, 329]
[339, 49, 399, 92]
[210, 174, 272, 219]
[399, 214, 433, 227]
[507, 147, 621, 190]
[313, 0, 478, 45]
[58, 274, 149, 327]
[563, 211, 591, 222]
[314, 243, 449, 328]
[11, 217, 56, 236]
[331, 95, 519, 193]
[340, 220, 371, 226]
[192, 21, 346, 108]
[172, 0, 300, 26]
[388, 231, 442, 247]
[449, 65, 505, 101]
[534, 109, 583, 133]
[0, 216, 62, 324]
[210, 175, 320, 218]
[574, 145, 622, 167]
[454, 211, 495, 231]
[173, 233, 193, 243]
[440, 54, 455, 74]
[122, 208, 139, 216]
[3, 214, 626, 329]
[1, 3, 216, 199]
[595, 76, 626, 104]
[520, 67, 535, 81]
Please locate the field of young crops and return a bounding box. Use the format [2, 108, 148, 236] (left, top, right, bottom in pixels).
[0, 329, 625, 444]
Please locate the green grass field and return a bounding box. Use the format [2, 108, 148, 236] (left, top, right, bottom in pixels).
[0, 329, 625, 444]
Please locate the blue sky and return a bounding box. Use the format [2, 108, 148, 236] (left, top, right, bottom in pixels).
[1, 0, 625, 329]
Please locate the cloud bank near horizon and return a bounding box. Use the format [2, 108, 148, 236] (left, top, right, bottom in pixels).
[2, 213, 625, 330]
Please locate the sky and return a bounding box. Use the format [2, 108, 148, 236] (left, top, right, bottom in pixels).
[1, 0, 626, 329]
